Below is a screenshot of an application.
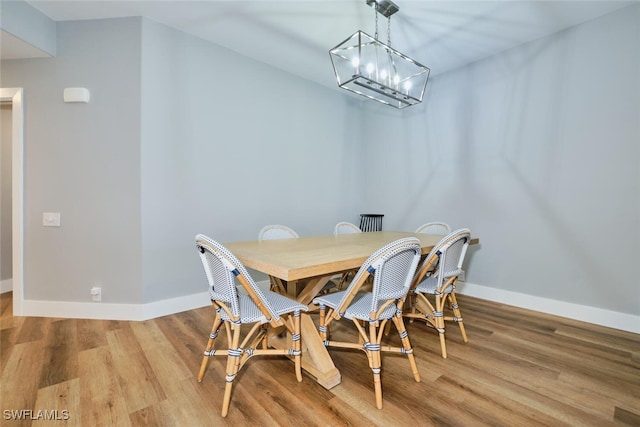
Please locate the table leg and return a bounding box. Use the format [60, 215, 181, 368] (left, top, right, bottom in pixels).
[278, 278, 341, 389]
[295, 276, 332, 306]
[299, 314, 341, 389]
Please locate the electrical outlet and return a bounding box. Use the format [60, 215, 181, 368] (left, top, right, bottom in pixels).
[90, 286, 101, 302]
[43, 212, 61, 227]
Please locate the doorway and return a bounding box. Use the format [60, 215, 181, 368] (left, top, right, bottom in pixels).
[1, 102, 12, 292]
[0, 88, 24, 316]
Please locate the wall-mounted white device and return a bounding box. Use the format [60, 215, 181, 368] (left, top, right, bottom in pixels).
[43, 212, 61, 227]
[63, 87, 90, 103]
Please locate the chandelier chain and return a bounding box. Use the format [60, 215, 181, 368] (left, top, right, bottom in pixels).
[374, 6, 379, 40]
[387, 15, 391, 46]
[374, 5, 392, 46]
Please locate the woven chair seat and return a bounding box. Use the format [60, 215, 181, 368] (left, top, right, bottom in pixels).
[313, 290, 343, 309]
[343, 292, 398, 320]
[315, 291, 397, 321]
[212, 290, 308, 323]
[413, 276, 456, 295]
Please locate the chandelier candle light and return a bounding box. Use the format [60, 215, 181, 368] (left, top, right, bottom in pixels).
[330, 0, 430, 109]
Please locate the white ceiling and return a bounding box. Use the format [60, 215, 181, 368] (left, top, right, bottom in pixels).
[6, 0, 637, 89]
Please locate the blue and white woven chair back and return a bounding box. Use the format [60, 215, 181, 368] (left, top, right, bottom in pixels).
[258, 224, 299, 241]
[336, 238, 421, 312]
[196, 234, 280, 321]
[415, 221, 451, 235]
[369, 239, 422, 311]
[427, 229, 471, 289]
[334, 222, 362, 235]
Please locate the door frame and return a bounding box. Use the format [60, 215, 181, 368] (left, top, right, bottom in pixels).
[1, 88, 24, 315]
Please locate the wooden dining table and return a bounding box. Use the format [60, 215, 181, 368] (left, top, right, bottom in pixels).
[224, 231, 478, 389]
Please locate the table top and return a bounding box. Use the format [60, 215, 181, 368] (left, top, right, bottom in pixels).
[225, 231, 478, 281]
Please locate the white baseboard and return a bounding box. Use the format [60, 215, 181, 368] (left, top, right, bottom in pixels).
[21, 291, 211, 321]
[0, 279, 12, 294]
[16, 280, 639, 334]
[18, 280, 273, 321]
[458, 282, 640, 334]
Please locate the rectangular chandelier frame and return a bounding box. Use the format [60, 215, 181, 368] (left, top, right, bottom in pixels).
[330, 30, 430, 109]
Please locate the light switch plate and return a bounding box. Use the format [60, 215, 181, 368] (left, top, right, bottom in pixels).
[43, 212, 61, 227]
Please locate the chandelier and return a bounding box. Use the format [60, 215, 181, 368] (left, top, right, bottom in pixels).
[329, 0, 430, 109]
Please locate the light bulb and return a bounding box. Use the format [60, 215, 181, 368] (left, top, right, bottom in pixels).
[351, 57, 360, 68]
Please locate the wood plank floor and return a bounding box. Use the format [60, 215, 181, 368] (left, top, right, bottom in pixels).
[1, 291, 639, 426]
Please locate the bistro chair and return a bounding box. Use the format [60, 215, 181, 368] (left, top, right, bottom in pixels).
[258, 224, 299, 241]
[359, 214, 384, 232]
[413, 221, 451, 278]
[195, 234, 308, 417]
[415, 221, 451, 235]
[313, 238, 422, 409]
[258, 224, 299, 293]
[334, 221, 362, 235]
[405, 228, 471, 359]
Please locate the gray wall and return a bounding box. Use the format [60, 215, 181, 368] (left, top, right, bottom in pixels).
[139, 19, 363, 301]
[1, 16, 363, 304]
[1, 104, 11, 280]
[362, 4, 640, 316]
[1, 18, 143, 303]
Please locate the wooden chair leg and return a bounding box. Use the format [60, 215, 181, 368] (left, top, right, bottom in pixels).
[198, 310, 223, 382]
[292, 310, 303, 382]
[318, 305, 327, 341]
[383, 320, 392, 336]
[437, 319, 447, 358]
[261, 324, 269, 349]
[392, 315, 420, 382]
[221, 324, 242, 418]
[368, 322, 383, 409]
[435, 295, 447, 359]
[448, 292, 468, 343]
[407, 293, 417, 323]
